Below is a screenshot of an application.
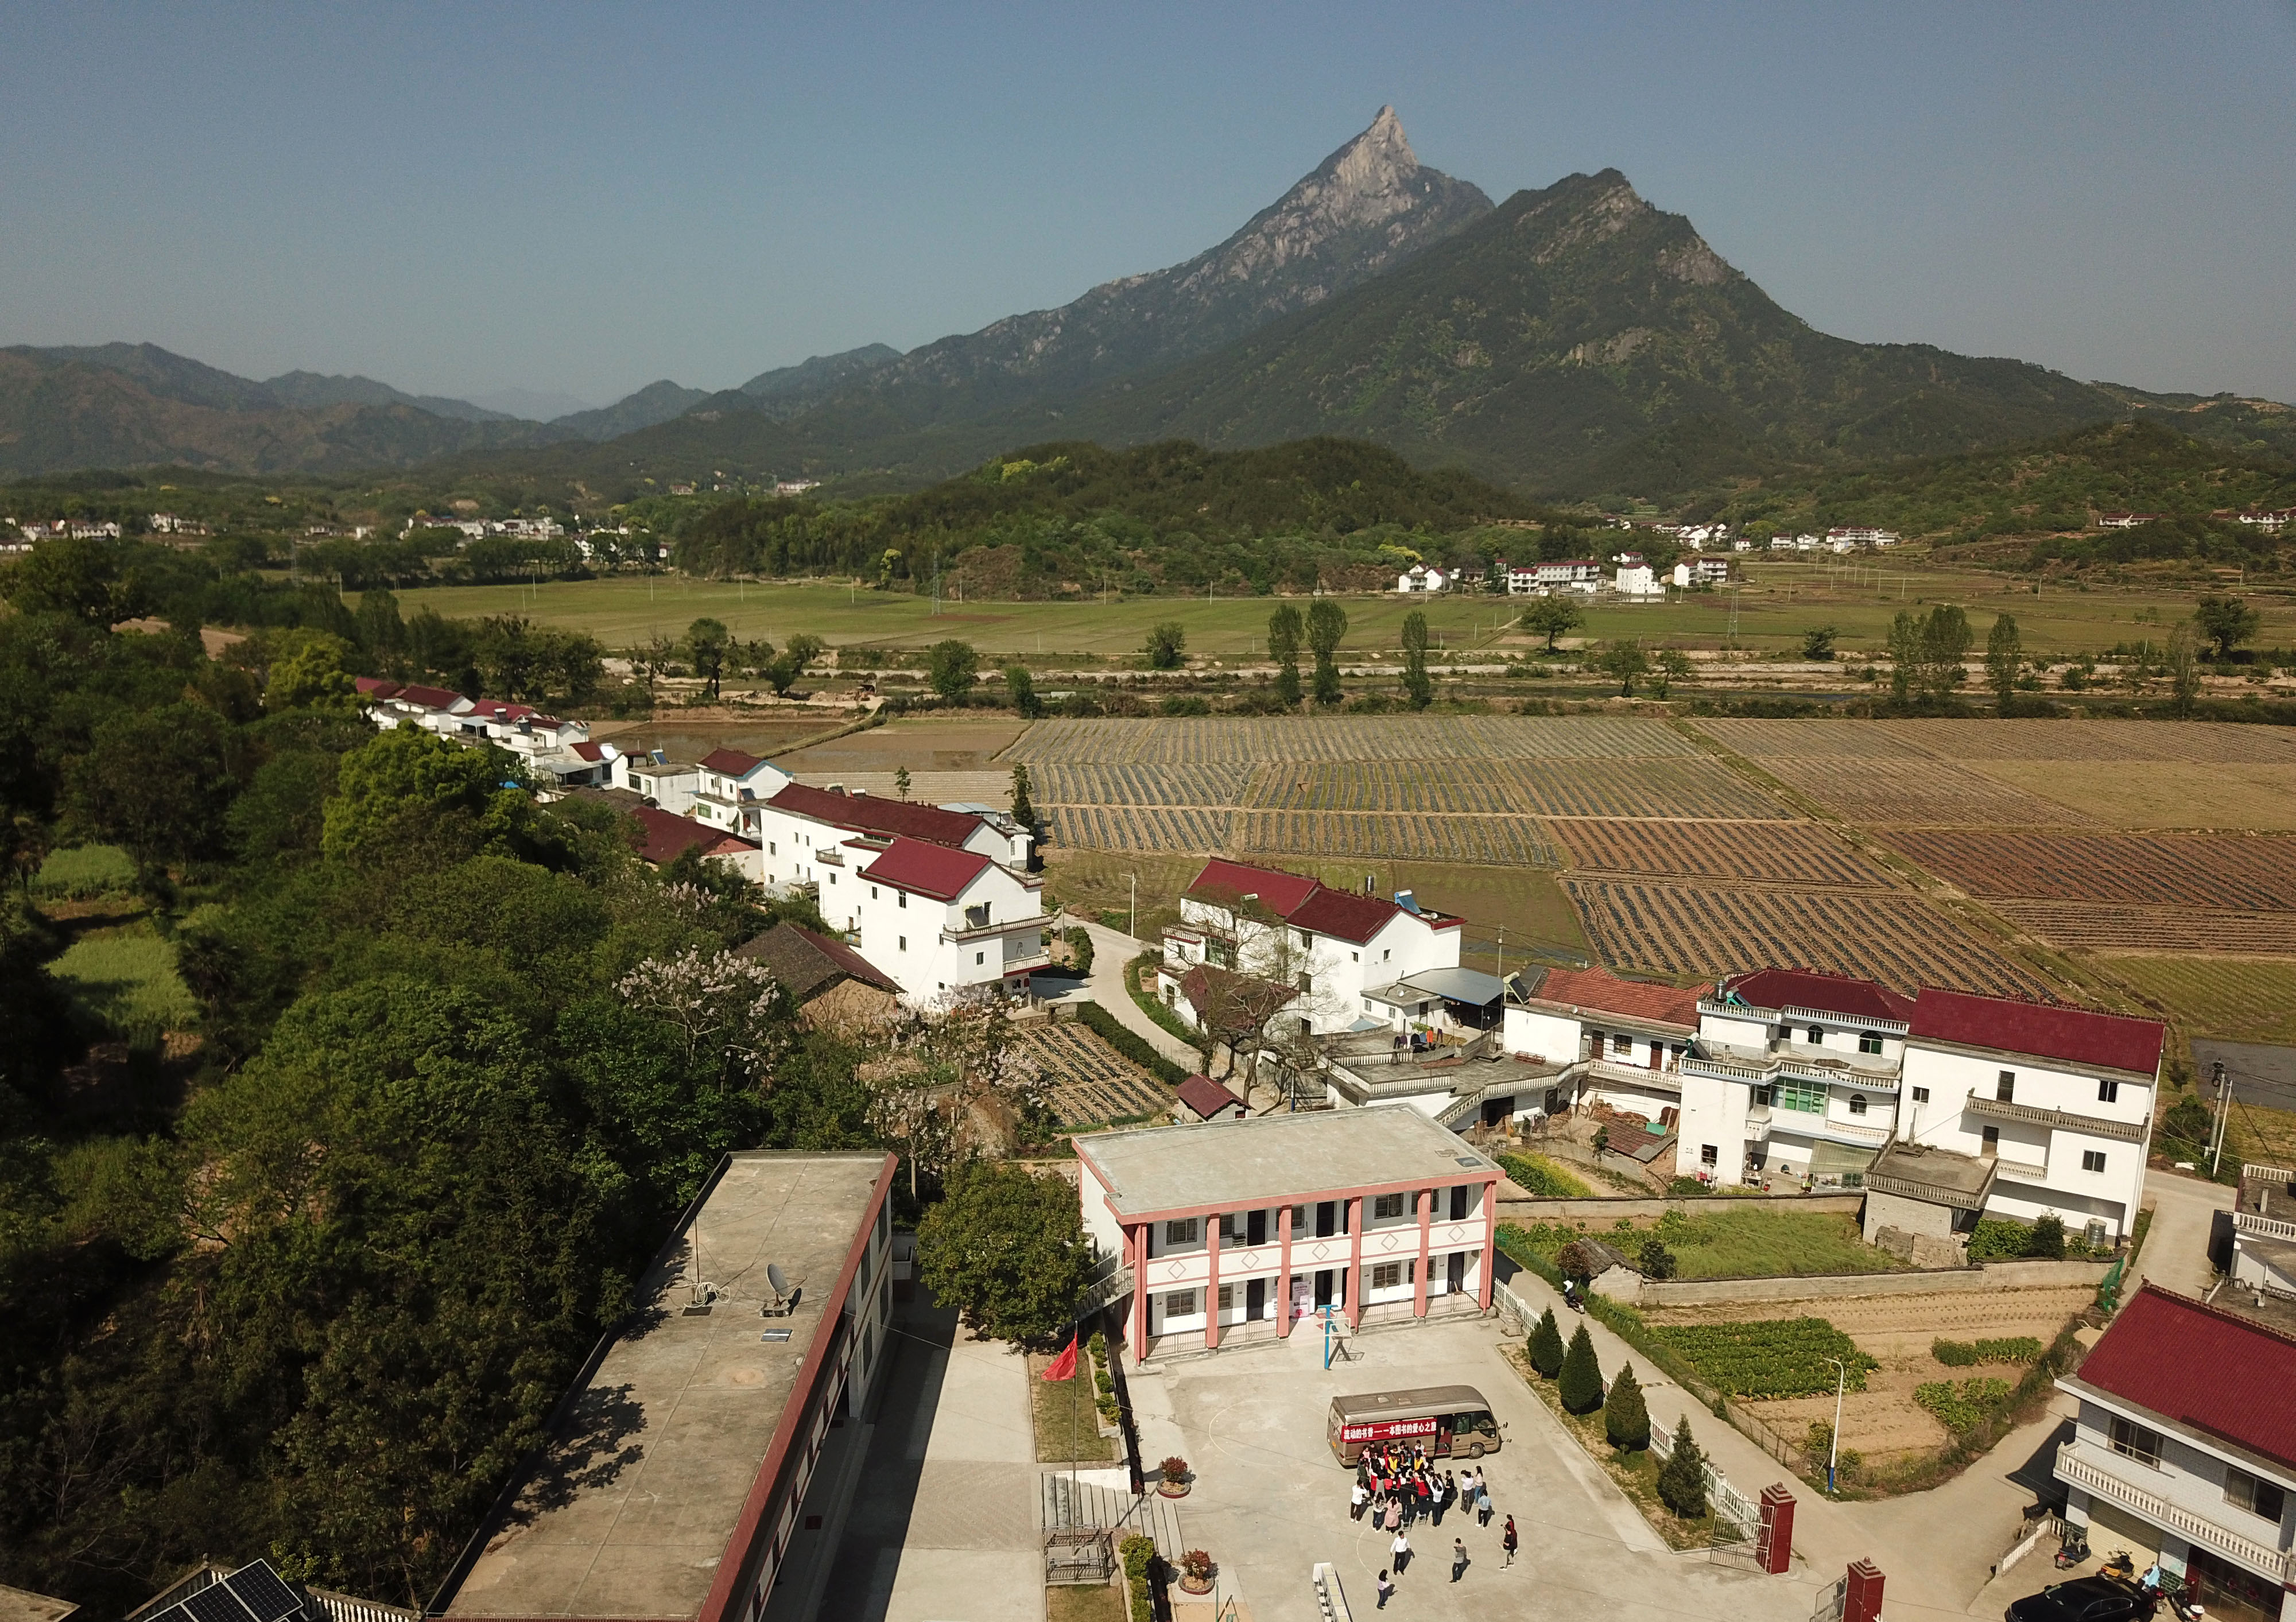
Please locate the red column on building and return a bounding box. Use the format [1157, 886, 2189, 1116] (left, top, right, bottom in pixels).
[1345, 1196, 1366, 1329]
[1477, 1178, 1498, 1310]
[1276, 1203, 1295, 1339]
[1130, 1223, 1150, 1369]
[1756, 1484, 1795, 1575]
[1413, 1188, 1433, 1318]
[1844, 1561, 1884, 1622]
[1204, 1210, 1221, 1351]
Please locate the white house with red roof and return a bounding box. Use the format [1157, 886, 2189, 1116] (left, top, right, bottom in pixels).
[1502, 963, 1701, 1125]
[850, 836, 1048, 1006]
[1161, 859, 1463, 1038]
[1674, 968, 2162, 1242]
[687, 748, 794, 840]
[2053, 1284, 2296, 1617]
[753, 782, 1030, 903]
[357, 678, 614, 788]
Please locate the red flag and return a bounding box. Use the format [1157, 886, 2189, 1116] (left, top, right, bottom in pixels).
[1041, 1335, 1079, 1382]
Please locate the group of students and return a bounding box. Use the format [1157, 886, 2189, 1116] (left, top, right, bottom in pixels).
[1349, 1440, 1518, 1608]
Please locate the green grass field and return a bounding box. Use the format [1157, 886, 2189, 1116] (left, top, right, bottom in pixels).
[48, 922, 199, 1034]
[389, 556, 2276, 661]
[1506, 1208, 1908, 1280]
[30, 845, 137, 901]
[2104, 957, 2296, 1045]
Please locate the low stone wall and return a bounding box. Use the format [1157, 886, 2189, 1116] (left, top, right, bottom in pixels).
[1632, 1256, 2113, 1309]
[1496, 1192, 1865, 1225]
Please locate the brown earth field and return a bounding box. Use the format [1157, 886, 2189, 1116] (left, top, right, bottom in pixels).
[1881, 829, 2296, 909]
[1553, 817, 1888, 888]
[1960, 760, 2296, 830]
[1642, 1286, 2094, 1465]
[772, 717, 1031, 773]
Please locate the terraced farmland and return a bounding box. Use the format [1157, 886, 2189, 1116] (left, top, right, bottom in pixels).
[1230, 811, 1556, 867]
[1009, 1022, 1172, 1128]
[1004, 714, 1697, 765]
[1044, 805, 1234, 852]
[1244, 759, 1527, 814]
[1766, 757, 2092, 826]
[1030, 762, 1250, 806]
[1564, 878, 2051, 998]
[1554, 819, 1887, 887]
[1992, 902, 2296, 957]
[1884, 831, 2296, 910]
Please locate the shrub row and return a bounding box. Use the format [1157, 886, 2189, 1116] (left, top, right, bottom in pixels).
[1931, 1336, 2042, 1367]
[1076, 1000, 1194, 1087]
[1119, 1533, 1156, 1622]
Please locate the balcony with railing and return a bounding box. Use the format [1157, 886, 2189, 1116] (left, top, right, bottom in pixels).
[1965, 1091, 2150, 1144]
[2055, 1438, 2296, 1585]
[2234, 1208, 2296, 1243]
[1682, 1043, 1897, 1092]
[1992, 1155, 2051, 1184]
[1750, 1106, 1892, 1148]
[1582, 1055, 1684, 1093]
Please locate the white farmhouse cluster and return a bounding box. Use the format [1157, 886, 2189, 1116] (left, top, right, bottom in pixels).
[355, 685, 1044, 1010]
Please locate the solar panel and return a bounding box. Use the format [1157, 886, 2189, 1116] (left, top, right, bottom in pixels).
[181, 1583, 255, 1622]
[223, 1565, 306, 1622]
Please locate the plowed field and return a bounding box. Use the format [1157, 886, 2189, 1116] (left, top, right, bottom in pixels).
[1564, 878, 2050, 996]
[1030, 762, 1251, 806]
[1993, 901, 2296, 956]
[1004, 714, 1696, 764]
[1770, 757, 2092, 826]
[1885, 831, 2296, 909]
[1554, 819, 1887, 887]
[1230, 811, 1555, 867]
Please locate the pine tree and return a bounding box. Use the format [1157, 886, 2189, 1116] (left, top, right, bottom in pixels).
[1657, 1415, 1708, 1519]
[1529, 1306, 1565, 1379]
[1558, 1322, 1603, 1414]
[1604, 1361, 1650, 1452]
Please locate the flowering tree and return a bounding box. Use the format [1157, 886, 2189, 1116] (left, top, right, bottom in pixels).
[615, 948, 790, 1093]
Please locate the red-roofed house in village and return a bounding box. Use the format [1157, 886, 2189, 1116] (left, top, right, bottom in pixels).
[629, 805, 753, 870]
[753, 782, 1033, 916]
[1675, 970, 2162, 1248]
[1159, 858, 1464, 1038]
[1502, 962, 1701, 1125]
[850, 836, 1048, 1007]
[356, 677, 617, 787]
[2053, 1284, 2296, 1619]
[687, 748, 794, 840]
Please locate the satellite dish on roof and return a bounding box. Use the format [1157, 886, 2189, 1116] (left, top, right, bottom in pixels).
[763, 1262, 795, 1317]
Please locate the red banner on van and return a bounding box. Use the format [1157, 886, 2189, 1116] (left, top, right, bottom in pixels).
[1339, 1416, 1439, 1443]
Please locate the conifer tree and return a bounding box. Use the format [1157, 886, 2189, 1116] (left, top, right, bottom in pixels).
[1529, 1305, 1565, 1379]
[1558, 1322, 1603, 1414]
[1604, 1361, 1650, 1452]
[1657, 1415, 1708, 1518]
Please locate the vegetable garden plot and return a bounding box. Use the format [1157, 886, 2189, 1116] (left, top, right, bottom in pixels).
[1768, 756, 2093, 826]
[1044, 804, 1233, 852]
[1231, 810, 1556, 867]
[1508, 759, 1791, 820]
[1032, 763, 1251, 806]
[1553, 819, 1888, 888]
[1992, 901, 2296, 957]
[1646, 1318, 1878, 1399]
[1562, 878, 2051, 997]
[1694, 719, 1942, 760]
[1009, 1022, 1171, 1128]
[1882, 830, 2296, 909]
[1243, 759, 1525, 814]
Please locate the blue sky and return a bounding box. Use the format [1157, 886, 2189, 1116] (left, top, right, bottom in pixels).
[5, 2, 2293, 410]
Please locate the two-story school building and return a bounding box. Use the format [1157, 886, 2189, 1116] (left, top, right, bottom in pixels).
[1074, 1108, 1504, 1365]
[2054, 1285, 2296, 1621]
[849, 836, 1048, 1007]
[1159, 859, 1464, 1038]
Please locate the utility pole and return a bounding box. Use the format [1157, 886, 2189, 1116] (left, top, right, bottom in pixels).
[2210, 1060, 2232, 1175]
[1124, 872, 1138, 941]
[1825, 1356, 1847, 1494]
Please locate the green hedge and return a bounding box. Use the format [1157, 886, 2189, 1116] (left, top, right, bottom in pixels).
[1496, 1151, 1594, 1198]
[1077, 1000, 1193, 1087]
[1120, 1532, 1157, 1622]
[1932, 1336, 2041, 1367]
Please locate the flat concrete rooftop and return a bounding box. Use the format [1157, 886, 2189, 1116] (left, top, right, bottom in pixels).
[1077, 1108, 1496, 1217]
[443, 1151, 887, 1622]
[1868, 1139, 1994, 1201]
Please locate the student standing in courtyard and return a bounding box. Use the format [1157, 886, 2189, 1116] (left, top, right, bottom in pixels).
[1452, 1538, 1470, 1582]
[1503, 1515, 1519, 1567]
[1375, 1570, 1394, 1609]
[1391, 1527, 1411, 1574]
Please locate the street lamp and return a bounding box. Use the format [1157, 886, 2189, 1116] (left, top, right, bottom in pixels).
[1824, 1356, 1847, 1494]
[1123, 871, 1138, 941]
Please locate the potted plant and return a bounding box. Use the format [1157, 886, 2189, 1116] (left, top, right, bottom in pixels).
[1157, 1456, 1191, 1498]
[1177, 1550, 1215, 1595]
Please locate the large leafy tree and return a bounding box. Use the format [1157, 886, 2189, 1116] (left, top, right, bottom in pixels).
[1267, 604, 1304, 708]
[1519, 596, 1582, 653]
[1144, 622, 1186, 670]
[2193, 595, 2260, 660]
[1305, 600, 1348, 706]
[684, 617, 731, 699]
[64, 701, 236, 884]
[1400, 611, 1432, 710]
[915, 1161, 1091, 1343]
[321, 725, 529, 862]
[928, 639, 979, 705]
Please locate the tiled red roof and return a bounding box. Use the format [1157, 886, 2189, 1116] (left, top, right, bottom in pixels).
[1176, 1074, 1244, 1120]
[862, 837, 992, 901]
[353, 676, 401, 697]
[701, 747, 767, 776]
[771, 782, 985, 847]
[1721, 968, 1915, 1024]
[394, 684, 467, 711]
[1185, 859, 1321, 918]
[631, 805, 744, 866]
[1911, 987, 2163, 1075]
[2077, 1285, 2296, 1470]
[1527, 965, 1698, 1029]
[1290, 886, 1417, 945]
[571, 741, 607, 762]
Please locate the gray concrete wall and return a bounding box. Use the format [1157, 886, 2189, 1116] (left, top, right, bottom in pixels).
[1863, 1186, 1957, 1243]
[1630, 1256, 2112, 1308]
[1497, 1192, 1864, 1225]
